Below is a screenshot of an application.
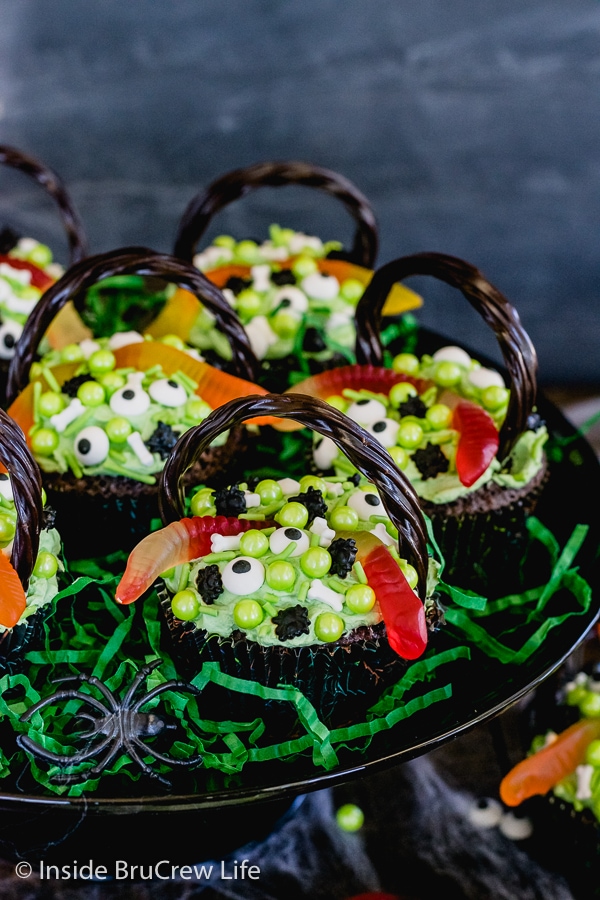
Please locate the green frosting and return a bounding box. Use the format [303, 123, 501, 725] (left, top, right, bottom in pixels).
[0, 242, 59, 356]
[164, 474, 439, 648]
[30, 338, 221, 484]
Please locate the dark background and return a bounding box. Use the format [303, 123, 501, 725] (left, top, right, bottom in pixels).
[1, 0, 599, 386]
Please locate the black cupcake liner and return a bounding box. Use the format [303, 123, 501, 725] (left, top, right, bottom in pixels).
[422, 461, 550, 596]
[158, 585, 407, 731]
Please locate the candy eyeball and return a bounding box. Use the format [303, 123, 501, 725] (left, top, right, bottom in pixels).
[468, 797, 503, 829]
[345, 398, 387, 426]
[367, 417, 400, 448]
[432, 345, 472, 368]
[148, 378, 187, 408]
[269, 526, 310, 558]
[313, 436, 339, 471]
[109, 383, 151, 417]
[468, 367, 505, 390]
[272, 285, 309, 314]
[0, 318, 23, 359]
[300, 272, 339, 301]
[347, 489, 387, 520]
[0, 473, 13, 502]
[73, 425, 110, 466]
[221, 556, 265, 596]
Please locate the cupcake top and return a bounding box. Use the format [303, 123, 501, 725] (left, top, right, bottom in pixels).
[156, 472, 439, 653]
[158, 161, 421, 374]
[500, 667, 600, 815]
[288, 347, 548, 506]
[0, 409, 62, 631]
[116, 393, 436, 661]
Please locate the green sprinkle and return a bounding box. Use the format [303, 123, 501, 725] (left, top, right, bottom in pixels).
[41, 367, 61, 394]
[332, 456, 356, 475]
[328, 576, 350, 593]
[239, 512, 266, 520]
[172, 369, 198, 392]
[199, 604, 220, 617]
[63, 407, 94, 436]
[297, 580, 310, 602]
[353, 561, 367, 584]
[310, 532, 321, 547]
[261, 599, 279, 617]
[101, 460, 157, 485]
[32, 380, 42, 425]
[278, 541, 297, 560]
[176, 564, 191, 592]
[369, 515, 391, 525]
[202, 551, 237, 563]
[342, 388, 387, 403]
[63, 450, 83, 479]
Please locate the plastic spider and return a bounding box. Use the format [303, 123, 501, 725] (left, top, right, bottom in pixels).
[17, 659, 202, 787]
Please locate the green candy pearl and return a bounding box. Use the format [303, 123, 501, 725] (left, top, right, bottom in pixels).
[336, 803, 365, 832]
[397, 421, 423, 449]
[399, 561, 419, 590]
[339, 278, 364, 305]
[190, 489, 216, 516]
[33, 551, 58, 579]
[435, 360, 462, 387]
[0, 513, 16, 544]
[77, 381, 105, 407]
[292, 255, 318, 278]
[30, 427, 59, 456]
[325, 394, 347, 413]
[314, 612, 345, 642]
[388, 446, 409, 469]
[28, 243, 53, 267]
[160, 334, 186, 351]
[299, 475, 327, 494]
[100, 372, 126, 393]
[255, 479, 283, 503]
[585, 739, 600, 767]
[88, 349, 116, 375]
[236, 289, 262, 317]
[392, 353, 420, 376]
[38, 391, 64, 418]
[344, 583, 376, 614]
[60, 343, 85, 363]
[233, 599, 264, 629]
[235, 240, 260, 263]
[580, 692, 600, 718]
[481, 385, 509, 411]
[185, 398, 212, 422]
[426, 403, 453, 430]
[329, 506, 359, 531]
[265, 560, 296, 591]
[300, 547, 331, 578]
[275, 502, 309, 529]
[105, 417, 132, 443]
[171, 590, 201, 621]
[270, 310, 300, 338]
[239, 530, 270, 558]
[389, 382, 417, 408]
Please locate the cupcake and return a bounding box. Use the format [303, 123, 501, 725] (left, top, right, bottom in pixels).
[500, 648, 600, 895]
[115, 393, 439, 727]
[5, 248, 269, 558]
[0, 408, 63, 675]
[148, 161, 421, 389]
[285, 252, 549, 593]
[0, 144, 88, 402]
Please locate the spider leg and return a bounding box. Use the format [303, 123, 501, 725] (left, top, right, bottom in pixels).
[16, 731, 115, 766]
[51, 737, 127, 784]
[20, 690, 111, 723]
[51, 673, 121, 712]
[122, 659, 163, 707]
[131, 734, 203, 768]
[131, 679, 201, 713]
[124, 739, 173, 788]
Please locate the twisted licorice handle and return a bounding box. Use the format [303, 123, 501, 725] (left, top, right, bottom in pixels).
[6, 247, 261, 404]
[173, 160, 379, 267]
[0, 408, 42, 587]
[159, 393, 429, 600]
[354, 252, 538, 459]
[0, 144, 88, 264]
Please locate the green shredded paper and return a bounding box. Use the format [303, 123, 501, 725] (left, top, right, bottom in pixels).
[0, 514, 594, 798]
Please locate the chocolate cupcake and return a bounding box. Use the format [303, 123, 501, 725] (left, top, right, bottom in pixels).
[5, 248, 267, 558]
[150, 160, 421, 389]
[0, 144, 88, 404]
[287, 252, 549, 594]
[0, 408, 63, 675]
[115, 393, 440, 728]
